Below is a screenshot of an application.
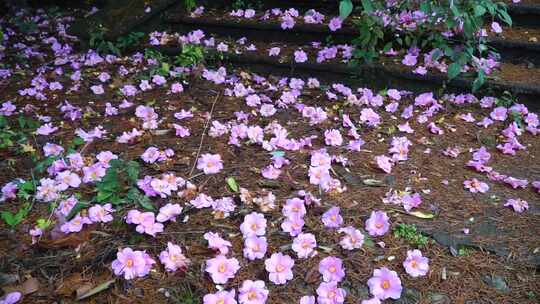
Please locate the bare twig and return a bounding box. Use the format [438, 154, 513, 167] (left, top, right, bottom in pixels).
[189, 93, 221, 177]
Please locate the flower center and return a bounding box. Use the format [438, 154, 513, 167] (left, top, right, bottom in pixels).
[411, 260, 418, 268]
[126, 259, 134, 267]
[375, 222, 383, 228]
[382, 280, 390, 289]
[251, 223, 258, 231]
[276, 265, 285, 272]
[329, 266, 336, 273]
[218, 263, 226, 273]
[248, 291, 257, 299]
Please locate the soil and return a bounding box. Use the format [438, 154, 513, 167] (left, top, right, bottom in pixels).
[0, 5, 539, 304]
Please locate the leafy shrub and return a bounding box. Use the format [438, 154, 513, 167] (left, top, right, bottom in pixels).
[341, 0, 512, 90]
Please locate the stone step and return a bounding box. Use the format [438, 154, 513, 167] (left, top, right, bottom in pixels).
[165, 13, 540, 65]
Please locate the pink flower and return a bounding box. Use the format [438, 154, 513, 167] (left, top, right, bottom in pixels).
[159, 242, 190, 272]
[262, 165, 281, 179]
[367, 267, 402, 300]
[402, 54, 417, 66]
[300, 296, 316, 304]
[375, 155, 393, 174]
[324, 129, 343, 146]
[463, 178, 489, 193]
[203, 290, 237, 304]
[82, 163, 107, 183]
[402, 193, 422, 212]
[204, 231, 232, 255]
[90, 84, 104, 95]
[360, 108, 381, 127]
[111, 248, 155, 280]
[281, 15, 295, 29]
[321, 206, 343, 228]
[281, 215, 305, 237]
[319, 256, 345, 283]
[365, 211, 390, 237]
[403, 249, 429, 277]
[0, 292, 22, 304]
[504, 198, 529, 213]
[36, 178, 60, 202]
[43, 143, 64, 156]
[243, 236, 268, 260]
[88, 203, 114, 223]
[240, 212, 267, 237]
[491, 22, 503, 34]
[60, 214, 92, 233]
[490, 106, 507, 121]
[360, 298, 381, 304]
[238, 280, 269, 304]
[292, 233, 317, 258]
[173, 124, 190, 137]
[338, 226, 364, 250]
[328, 17, 342, 31]
[294, 50, 308, 63]
[265, 252, 294, 285]
[36, 123, 58, 135]
[157, 203, 183, 222]
[205, 255, 240, 284]
[282, 198, 307, 218]
[191, 193, 214, 209]
[316, 281, 346, 304]
[56, 171, 82, 189]
[197, 153, 223, 174]
[268, 47, 281, 56]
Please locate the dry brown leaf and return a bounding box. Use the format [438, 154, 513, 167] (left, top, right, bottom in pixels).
[21, 277, 39, 295]
[37, 229, 91, 249]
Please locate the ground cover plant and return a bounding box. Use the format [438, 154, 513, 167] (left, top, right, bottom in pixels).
[0, 3, 539, 304]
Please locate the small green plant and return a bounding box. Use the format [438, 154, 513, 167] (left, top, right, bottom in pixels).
[116, 32, 145, 51]
[458, 246, 473, 256]
[0, 115, 39, 152]
[90, 27, 144, 56]
[1, 179, 36, 228]
[393, 223, 429, 247]
[144, 48, 171, 77]
[231, 0, 263, 10]
[1, 202, 31, 228]
[95, 159, 154, 210]
[175, 44, 205, 67]
[183, 0, 197, 11]
[90, 27, 121, 56]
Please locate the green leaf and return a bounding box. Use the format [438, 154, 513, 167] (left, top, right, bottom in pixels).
[226, 177, 239, 192]
[125, 161, 140, 185]
[498, 10, 512, 26]
[447, 62, 462, 79]
[472, 70, 486, 92]
[474, 5, 486, 17]
[270, 150, 285, 158]
[361, 0, 374, 13]
[96, 191, 113, 202]
[127, 188, 154, 211]
[66, 201, 91, 220]
[339, 0, 353, 20]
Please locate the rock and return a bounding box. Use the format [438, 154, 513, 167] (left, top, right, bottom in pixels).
[428, 292, 451, 304]
[482, 274, 510, 294]
[68, 0, 177, 43]
[392, 288, 421, 304]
